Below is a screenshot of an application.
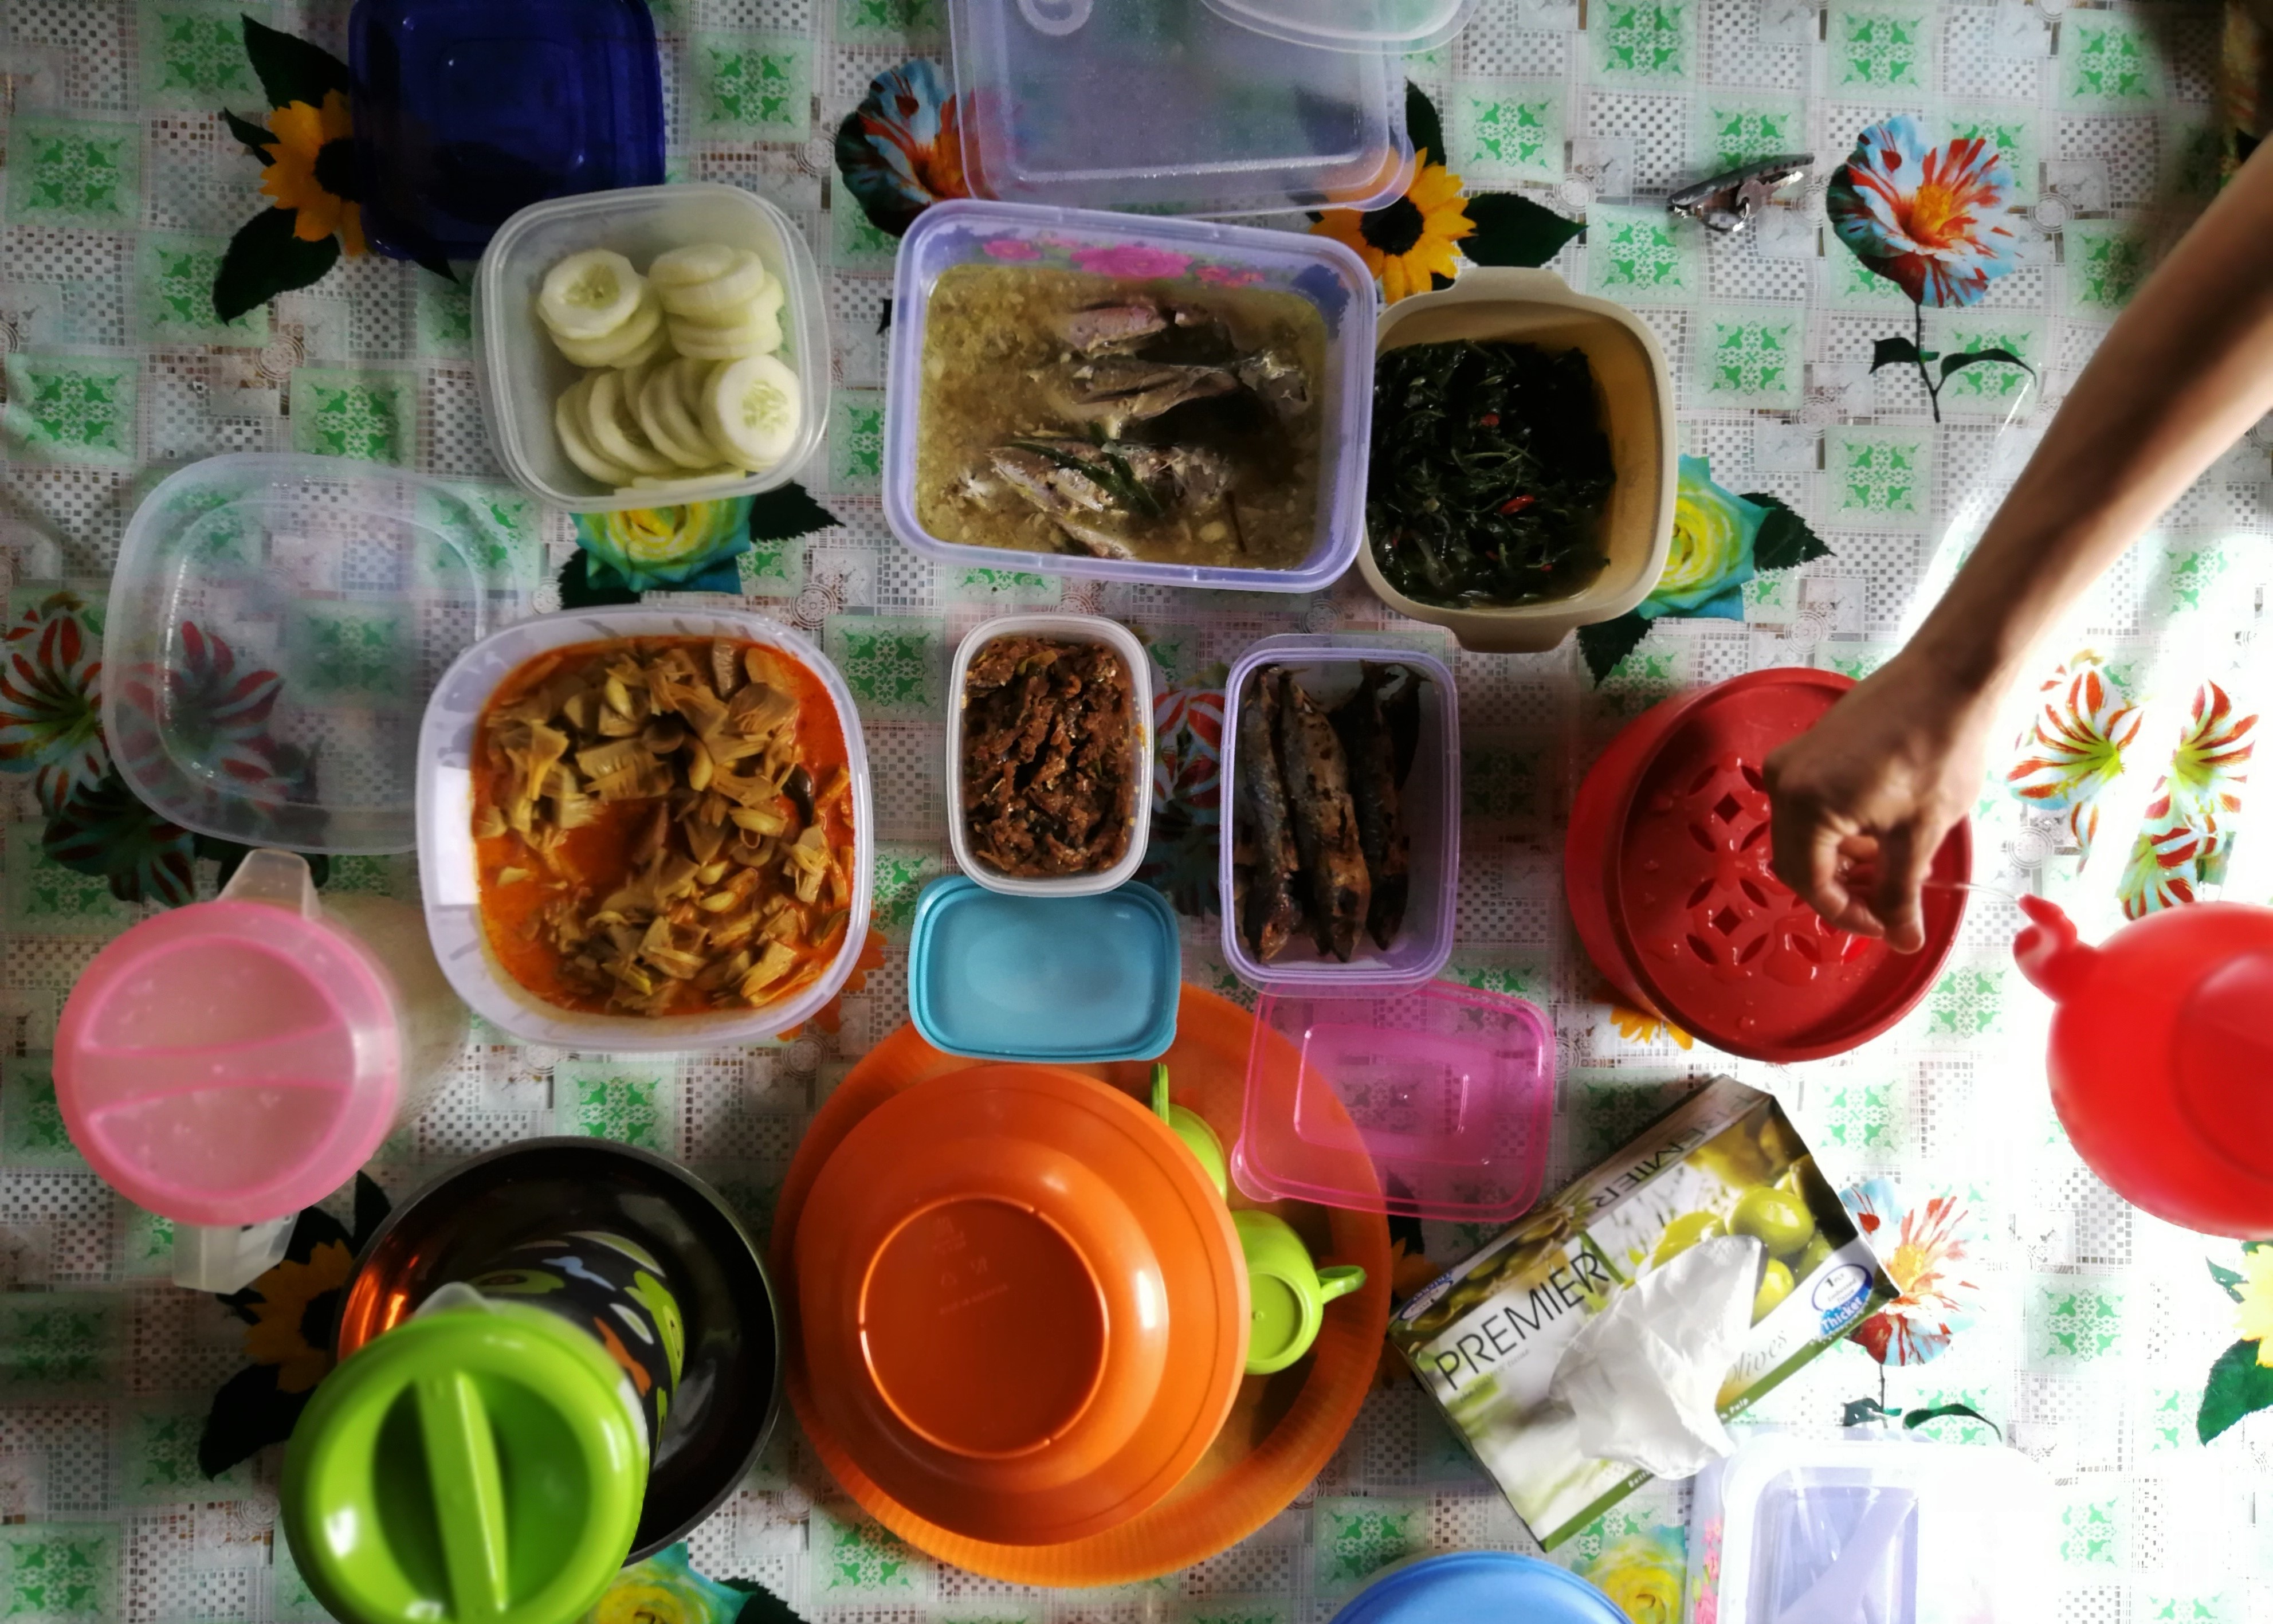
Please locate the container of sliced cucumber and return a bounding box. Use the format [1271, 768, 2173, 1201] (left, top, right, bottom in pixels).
[476, 182, 831, 512]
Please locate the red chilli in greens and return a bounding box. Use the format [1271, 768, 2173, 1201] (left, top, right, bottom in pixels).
[1365, 340, 1615, 609]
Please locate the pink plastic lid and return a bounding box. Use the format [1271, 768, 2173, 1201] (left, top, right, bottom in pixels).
[55, 900, 402, 1226]
[1232, 981, 1553, 1222]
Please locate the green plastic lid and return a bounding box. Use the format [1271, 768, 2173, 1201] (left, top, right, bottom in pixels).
[281, 1298, 649, 1624]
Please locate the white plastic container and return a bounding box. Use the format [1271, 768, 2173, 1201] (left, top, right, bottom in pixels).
[415, 606, 874, 1050]
[946, 613, 1153, 897]
[475, 183, 830, 513]
[1218, 634, 1459, 993]
[1687, 1434, 2056, 1624]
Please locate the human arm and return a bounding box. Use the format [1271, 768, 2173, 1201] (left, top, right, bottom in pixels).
[1765, 143, 2273, 951]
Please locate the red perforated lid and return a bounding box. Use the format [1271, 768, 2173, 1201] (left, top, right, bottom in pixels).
[1607, 669, 1968, 1061]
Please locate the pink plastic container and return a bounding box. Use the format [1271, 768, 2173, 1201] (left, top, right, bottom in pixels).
[1232, 981, 1553, 1222]
[54, 850, 466, 1289]
[1218, 636, 1459, 993]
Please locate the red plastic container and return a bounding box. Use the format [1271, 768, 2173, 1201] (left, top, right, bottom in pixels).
[1567, 669, 1968, 1062]
[2015, 893, 2273, 1237]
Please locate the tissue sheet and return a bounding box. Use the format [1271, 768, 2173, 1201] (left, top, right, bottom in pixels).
[1548, 1234, 1763, 1477]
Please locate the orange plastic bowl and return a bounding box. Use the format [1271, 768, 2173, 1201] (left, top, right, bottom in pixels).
[794, 1065, 1247, 1547]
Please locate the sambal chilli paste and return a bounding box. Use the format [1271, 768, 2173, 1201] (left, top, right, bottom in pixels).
[471, 635, 857, 1017]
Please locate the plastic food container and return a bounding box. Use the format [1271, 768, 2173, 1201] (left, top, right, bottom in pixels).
[476, 183, 829, 512]
[1357, 268, 1675, 653]
[947, 614, 1153, 896]
[414, 605, 874, 1050]
[949, 0, 1411, 217]
[350, 0, 665, 264]
[105, 454, 528, 854]
[884, 199, 1376, 594]
[909, 877, 1180, 1062]
[1218, 636, 1458, 991]
[1233, 981, 1553, 1222]
[335, 1139, 781, 1564]
[1204, 0, 1479, 51]
[54, 850, 467, 1292]
[1688, 1435, 2056, 1624]
[1331, 1553, 1626, 1624]
[1566, 669, 1967, 1062]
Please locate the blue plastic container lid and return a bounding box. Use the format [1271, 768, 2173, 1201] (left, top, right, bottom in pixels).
[1332, 1554, 1628, 1623]
[348, 0, 666, 262]
[909, 878, 1180, 1064]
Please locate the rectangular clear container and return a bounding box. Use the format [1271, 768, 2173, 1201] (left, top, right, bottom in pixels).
[414, 606, 873, 1051]
[947, 613, 1154, 896]
[1687, 1435, 2056, 1624]
[1218, 635, 1459, 991]
[883, 198, 1376, 593]
[949, 0, 1412, 217]
[475, 183, 830, 513]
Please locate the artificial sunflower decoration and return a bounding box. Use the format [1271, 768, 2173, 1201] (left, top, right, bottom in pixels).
[1312, 85, 1586, 304]
[213, 17, 450, 324]
[1313, 149, 1475, 303]
[198, 1173, 390, 1477]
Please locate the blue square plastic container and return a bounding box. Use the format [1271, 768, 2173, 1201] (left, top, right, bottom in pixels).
[348, 0, 666, 262]
[909, 878, 1181, 1063]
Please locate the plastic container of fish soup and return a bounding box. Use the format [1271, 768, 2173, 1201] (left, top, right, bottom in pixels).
[415, 605, 874, 1051]
[883, 199, 1376, 593]
[946, 613, 1155, 897]
[1218, 635, 1459, 992]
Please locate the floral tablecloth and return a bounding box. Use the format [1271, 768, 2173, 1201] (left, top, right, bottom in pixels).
[5, 1, 2273, 1620]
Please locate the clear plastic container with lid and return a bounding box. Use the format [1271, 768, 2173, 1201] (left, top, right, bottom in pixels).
[54, 850, 468, 1291]
[476, 183, 830, 512]
[885, 201, 1377, 594]
[104, 454, 532, 855]
[1201, 0, 1479, 51]
[1218, 636, 1459, 989]
[1233, 980, 1553, 1223]
[949, 0, 1412, 217]
[1688, 1434, 2056, 1624]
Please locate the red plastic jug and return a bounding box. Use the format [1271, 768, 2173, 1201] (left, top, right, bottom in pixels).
[2015, 893, 2273, 1236]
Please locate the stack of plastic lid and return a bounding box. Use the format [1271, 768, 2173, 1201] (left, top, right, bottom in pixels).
[948, 0, 1414, 216]
[105, 455, 529, 856]
[1234, 981, 1554, 1224]
[1332, 1553, 1627, 1623]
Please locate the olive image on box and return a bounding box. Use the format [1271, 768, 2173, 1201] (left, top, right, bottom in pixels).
[1387, 1077, 1893, 1549]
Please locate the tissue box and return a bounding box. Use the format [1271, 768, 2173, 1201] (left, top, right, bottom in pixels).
[1387, 1077, 1894, 1550]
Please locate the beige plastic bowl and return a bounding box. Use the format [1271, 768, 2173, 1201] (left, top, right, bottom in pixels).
[1356, 267, 1675, 653]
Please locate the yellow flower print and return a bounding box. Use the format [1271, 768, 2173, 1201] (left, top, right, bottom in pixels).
[1611, 1002, 1694, 1049]
[259, 91, 365, 254]
[1311, 151, 1476, 303]
[242, 1239, 355, 1394]
[2236, 1247, 2273, 1365]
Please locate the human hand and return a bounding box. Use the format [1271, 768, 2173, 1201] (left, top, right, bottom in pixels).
[1764, 652, 2002, 951]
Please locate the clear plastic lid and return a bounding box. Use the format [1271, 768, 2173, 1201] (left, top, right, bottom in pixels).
[105, 456, 531, 854]
[1234, 981, 1553, 1222]
[949, 0, 1413, 216]
[1203, 0, 1479, 52]
[1695, 1436, 2055, 1624]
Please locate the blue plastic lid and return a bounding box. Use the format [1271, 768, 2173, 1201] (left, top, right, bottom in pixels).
[1332, 1554, 1628, 1623]
[349, 0, 666, 262]
[910, 878, 1180, 1063]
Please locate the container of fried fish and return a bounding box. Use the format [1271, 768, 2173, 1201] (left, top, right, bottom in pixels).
[947, 613, 1153, 897]
[1218, 636, 1459, 991]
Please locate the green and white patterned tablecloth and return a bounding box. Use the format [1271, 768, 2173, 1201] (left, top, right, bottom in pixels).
[5, 0, 2273, 1619]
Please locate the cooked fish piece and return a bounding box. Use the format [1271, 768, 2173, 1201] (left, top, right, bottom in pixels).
[1055, 301, 1169, 355]
[1333, 665, 1411, 950]
[985, 438, 1234, 559]
[1234, 350, 1310, 419]
[1048, 358, 1242, 437]
[1237, 669, 1302, 962]
[1273, 671, 1369, 962]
